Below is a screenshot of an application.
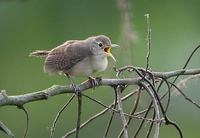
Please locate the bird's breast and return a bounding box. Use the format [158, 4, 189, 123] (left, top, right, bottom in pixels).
[66, 55, 108, 77]
[91, 55, 108, 73]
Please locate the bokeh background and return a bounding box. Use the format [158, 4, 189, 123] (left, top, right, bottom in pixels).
[0, 0, 200, 138]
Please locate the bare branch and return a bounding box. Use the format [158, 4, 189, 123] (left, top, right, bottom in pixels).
[18, 106, 29, 138]
[0, 121, 14, 138]
[168, 82, 200, 109]
[82, 94, 118, 113]
[173, 74, 200, 95]
[103, 94, 117, 138]
[146, 110, 156, 138]
[63, 90, 139, 137]
[140, 82, 161, 138]
[1, 68, 200, 107]
[171, 44, 200, 85]
[118, 88, 141, 138]
[75, 93, 82, 138]
[115, 86, 129, 138]
[145, 13, 152, 72]
[50, 94, 75, 138]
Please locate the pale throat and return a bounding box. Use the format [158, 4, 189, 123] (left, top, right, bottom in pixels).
[91, 54, 108, 73]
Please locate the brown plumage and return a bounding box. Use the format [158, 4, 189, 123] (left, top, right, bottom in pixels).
[29, 35, 118, 77]
[44, 40, 92, 74]
[30, 39, 93, 74]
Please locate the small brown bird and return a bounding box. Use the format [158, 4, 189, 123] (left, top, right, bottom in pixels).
[30, 35, 118, 92]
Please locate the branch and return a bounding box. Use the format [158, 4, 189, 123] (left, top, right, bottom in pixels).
[145, 13, 152, 72]
[103, 93, 117, 138]
[1, 68, 200, 107]
[140, 82, 161, 138]
[75, 93, 82, 138]
[0, 121, 14, 138]
[115, 86, 128, 138]
[50, 94, 75, 138]
[118, 88, 141, 138]
[173, 74, 200, 95]
[62, 90, 138, 137]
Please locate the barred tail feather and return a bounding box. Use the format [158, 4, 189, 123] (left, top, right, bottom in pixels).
[29, 50, 49, 57]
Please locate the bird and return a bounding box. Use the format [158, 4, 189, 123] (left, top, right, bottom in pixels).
[29, 35, 119, 92]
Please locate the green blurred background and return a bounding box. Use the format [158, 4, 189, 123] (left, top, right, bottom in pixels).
[0, 0, 200, 137]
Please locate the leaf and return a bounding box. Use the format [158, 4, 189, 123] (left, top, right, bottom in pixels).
[0, 121, 14, 138]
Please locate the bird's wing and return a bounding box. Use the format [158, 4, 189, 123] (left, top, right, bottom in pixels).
[44, 40, 91, 74]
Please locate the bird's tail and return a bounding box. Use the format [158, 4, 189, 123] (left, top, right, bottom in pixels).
[29, 50, 49, 57]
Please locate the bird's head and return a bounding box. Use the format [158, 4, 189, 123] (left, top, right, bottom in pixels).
[88, 35, 119, 62]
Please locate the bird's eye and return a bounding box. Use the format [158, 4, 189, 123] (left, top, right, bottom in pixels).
[98, 42, 103, 47]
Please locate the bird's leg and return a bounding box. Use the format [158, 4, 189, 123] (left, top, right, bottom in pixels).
[65, 73, 80, 94]
[88, 76, 99, 90]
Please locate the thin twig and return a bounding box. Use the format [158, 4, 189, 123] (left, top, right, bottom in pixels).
[140, 82, 161, 138]
[18, 106, 29, 138]
[0, 121, 14, 138]
[50, 94, 75, 138]
[103, 92, 117, 138]
[173, 74, 200, 95]
[75, 93, 82, 138]
[122, 66, 167, 119]
[141, 78, 183, 138]
[133, 81, 184, 138]
[169, 82, 200, 109]
[146, 110, 156, 138]
[145, 13, 152, 72]
[82, 94, 119, 113]
[162, 79, 171, 113]
[133, 80, 164, 138]
[63, 90, 139, 137]
[155, 81, 183, 138]
[83, 93, 152, 120]
[133, 100, 153, 138]
[115, 86, 129, 138]
[171, 45, 200, 86]
[165, 117, 183, 138]
[118, 88, 141, 138]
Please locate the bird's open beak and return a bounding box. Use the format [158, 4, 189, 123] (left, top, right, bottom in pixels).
[104, 44, 119, 62]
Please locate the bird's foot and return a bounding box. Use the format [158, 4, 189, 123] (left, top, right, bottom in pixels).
[65, 73, 81, 95]
[71, 83, 81, 95]
[88, 76, 101, 90]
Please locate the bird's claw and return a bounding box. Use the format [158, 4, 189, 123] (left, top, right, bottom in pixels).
[71, 83, 81, 95]
[88, 76, 99, 90]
